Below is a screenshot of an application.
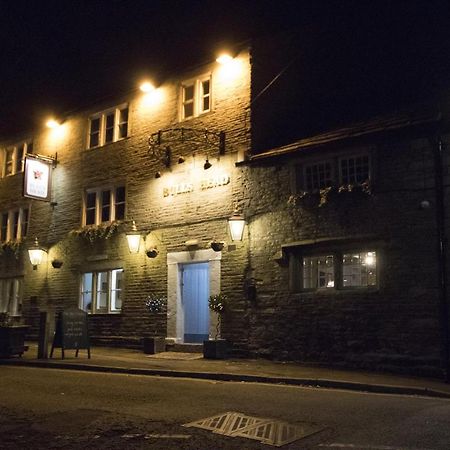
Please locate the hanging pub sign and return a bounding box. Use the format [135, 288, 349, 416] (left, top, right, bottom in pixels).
[23, 154, 53, 202]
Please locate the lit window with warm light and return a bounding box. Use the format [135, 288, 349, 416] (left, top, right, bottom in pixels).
[88, 104, 129, 149]
[180, 74, 211, 120]
[80, 269, 123, 314]
[1, 141, 33, 178]
[293, 249, 377, 291]
[342, 251, 377, 287]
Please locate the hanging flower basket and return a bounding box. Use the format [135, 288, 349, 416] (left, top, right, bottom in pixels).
[0, 241, 22, 259]
[70, 222, 121, 244]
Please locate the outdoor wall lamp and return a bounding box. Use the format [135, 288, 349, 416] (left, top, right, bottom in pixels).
[46, 118, 61, 129]
[228, 208, 246, 241]
[139, 81, 155, 93]
[126, 221, 142, 253]
[216, 53, 233, 64]
[28, 237, 47, 269]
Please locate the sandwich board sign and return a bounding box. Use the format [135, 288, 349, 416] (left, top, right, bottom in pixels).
[50, 308, 91, 359]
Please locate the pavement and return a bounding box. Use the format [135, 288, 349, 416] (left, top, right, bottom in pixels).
[2, 343, 450, 399]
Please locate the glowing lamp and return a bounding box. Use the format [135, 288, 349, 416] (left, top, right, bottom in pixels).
[216, 54, 233, 64]
[28, 237, 47, 269]
[46, 118, 60, 129]
[140, 81, 155, 93]
[228, 209, 245, 241]
[126, 221, 141, 253]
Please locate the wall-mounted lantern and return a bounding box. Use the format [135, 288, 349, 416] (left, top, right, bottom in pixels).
[28, 237, 47, 270]
[228, 208, 246, 241]
[126, 221, 142, 254]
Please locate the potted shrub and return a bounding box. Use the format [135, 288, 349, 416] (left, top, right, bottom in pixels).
[203, 293, 229, 359]
[142, 293, 166, 354]
[0, 313, 29, 358]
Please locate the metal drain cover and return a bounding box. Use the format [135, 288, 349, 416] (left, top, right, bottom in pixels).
[183, 411, 324, 447]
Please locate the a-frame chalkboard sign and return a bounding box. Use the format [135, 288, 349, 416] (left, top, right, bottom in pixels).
[50, 308, 91, 359]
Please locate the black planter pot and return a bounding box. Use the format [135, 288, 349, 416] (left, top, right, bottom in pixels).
[0, 326, 29, 357]
[142, 336, 166, 354]
[203, 339, 229, 359]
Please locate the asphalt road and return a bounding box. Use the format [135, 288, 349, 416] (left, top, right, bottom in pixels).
[1, 366, 450, 449]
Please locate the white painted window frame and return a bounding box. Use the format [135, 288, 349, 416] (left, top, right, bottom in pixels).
[2, 141, 32, 178]
[87, 104, 129, 149]
[0, 207, 30, 242]
[80, 268, 123, 314]
[82, 186, 125, 226]
[291, 248, 378, 292]
[180, 74, 212, 121]
[0, 278, 23, 317]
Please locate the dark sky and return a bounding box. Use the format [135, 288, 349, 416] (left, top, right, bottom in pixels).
[1, 1, 450, 140]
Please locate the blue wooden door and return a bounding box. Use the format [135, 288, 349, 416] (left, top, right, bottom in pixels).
[182, 263, 209, 343]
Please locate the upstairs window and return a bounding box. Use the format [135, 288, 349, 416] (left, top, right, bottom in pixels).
[0, 208, 29, 242]
[340, 155, 370, 185]
[295, 152, 371, 192]
[83, 186, 126, 226]
[304, 161, 334, 191]
[80, 269, 123, 314]
[88, 105, 129, 149]
[2, 141, 33, 177]
[180, 75, 212, 120]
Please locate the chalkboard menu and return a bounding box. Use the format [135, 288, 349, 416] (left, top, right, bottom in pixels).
[50, 308, 91, 359]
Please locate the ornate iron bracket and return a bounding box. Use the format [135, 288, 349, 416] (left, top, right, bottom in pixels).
[148, 128, 225, 163]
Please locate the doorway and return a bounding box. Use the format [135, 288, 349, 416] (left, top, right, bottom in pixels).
[181, 262, 210, 343]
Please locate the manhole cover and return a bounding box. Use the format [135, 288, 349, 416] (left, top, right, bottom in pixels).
[183, 411, 324, 447]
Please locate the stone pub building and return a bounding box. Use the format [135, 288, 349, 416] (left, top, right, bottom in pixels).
[1, 41, 450, 378]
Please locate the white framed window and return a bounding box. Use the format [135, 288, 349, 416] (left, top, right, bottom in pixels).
[2, 141, 33, 178]
[303, 255, 335, 289]
[0, 278, 23, 317]
[80, 269, 123, 314]
[295, 152, 371, 192]
[87, 104, 129, 149]
[292, 249, 377, 291]
[303, 161, 334, 191]
[342, 251, 377, 288]
[83, 186, 125, 226]
[180, 75, 212, 120]
[0, 208, 30, 242]
[339, 154, 370, 185]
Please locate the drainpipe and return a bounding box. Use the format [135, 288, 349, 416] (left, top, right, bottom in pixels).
[432, 136, 450, 382]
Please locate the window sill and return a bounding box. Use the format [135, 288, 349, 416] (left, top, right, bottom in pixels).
[86, 312, 122, 316]
[84, 136, 131, 152]
[179, 110, 213, 123]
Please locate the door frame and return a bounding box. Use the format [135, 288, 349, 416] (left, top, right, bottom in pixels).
[167, 249, 221, 343]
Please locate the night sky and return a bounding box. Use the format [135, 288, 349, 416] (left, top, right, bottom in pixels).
[1, 1, 450, 142]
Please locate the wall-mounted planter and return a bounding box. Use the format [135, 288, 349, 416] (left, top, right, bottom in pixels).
[51, 259, 63, 269]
